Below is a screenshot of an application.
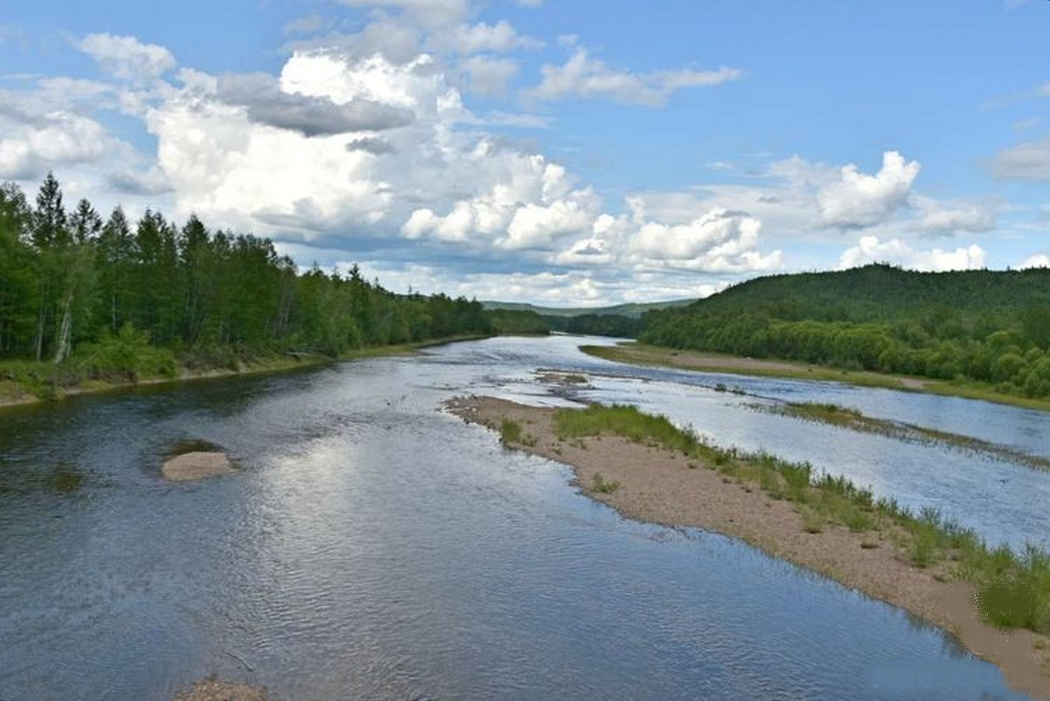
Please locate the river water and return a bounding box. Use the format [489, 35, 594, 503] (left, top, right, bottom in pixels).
[0, 335, 1045, 700]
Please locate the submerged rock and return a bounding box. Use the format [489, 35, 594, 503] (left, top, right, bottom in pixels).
[175, 677, 267, 700]
[162, 452, 234, 482]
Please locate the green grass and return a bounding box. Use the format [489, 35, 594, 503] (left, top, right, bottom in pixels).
[549, 401, 1050, 635]
[499, 418, 524, 445]
[591, 473, 621, 494]
[498, 418, 535, 447]
[1, 334, 492, 408]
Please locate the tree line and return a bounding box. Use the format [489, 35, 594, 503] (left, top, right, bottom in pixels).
[0, 173, 492, 384]
[639, 264, 1050, 399]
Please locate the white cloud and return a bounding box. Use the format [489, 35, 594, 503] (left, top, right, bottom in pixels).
[817, 151, 920, 228]
[838, 236, 986, 272]
[909, 195, 997, 234]
[435, 21, 542, 54]
[78, 33, 176, 81]
[1020, 253, 1050, 269]
[503, 190, 597, 250]
[991, 137, 1050, 181]
[626, 208, 783, 273]
[524, 48, 742, 106]
[336, 0, 471, 27]
[0, 113, 113, 179]
[106, 165, 172, 195]
[459, 56, 519, 96]
[217, 71, 414, 136]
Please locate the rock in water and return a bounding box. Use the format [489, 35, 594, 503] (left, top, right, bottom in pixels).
[162, 452, 234, 482]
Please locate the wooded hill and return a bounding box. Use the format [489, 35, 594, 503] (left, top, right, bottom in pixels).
[0, 174, 492, 388]
[640, 265, 1050, 399]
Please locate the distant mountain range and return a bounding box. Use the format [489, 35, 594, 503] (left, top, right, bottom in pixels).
[480, 299, 694, 319]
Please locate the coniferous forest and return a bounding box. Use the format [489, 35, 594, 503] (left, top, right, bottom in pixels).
[0, 174, 492, 393]
[639, 264, 1050, 399]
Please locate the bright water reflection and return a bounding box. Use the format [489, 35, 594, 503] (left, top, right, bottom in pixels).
[0, 336, 1042, 699]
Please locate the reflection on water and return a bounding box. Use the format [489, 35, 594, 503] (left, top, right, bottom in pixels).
[0, 336, 1041, 699]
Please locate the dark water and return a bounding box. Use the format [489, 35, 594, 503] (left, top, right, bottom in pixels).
[0, 336, 1041, 699]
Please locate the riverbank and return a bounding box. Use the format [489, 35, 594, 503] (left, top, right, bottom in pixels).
[447, 395, 1050, 700]
[0, 335, 489, 411]
[583, 342, 1050, 413]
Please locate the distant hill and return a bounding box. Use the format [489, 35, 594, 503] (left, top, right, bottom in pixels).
[669, 264, 1050, 322]
[481, 299, 693, 319]
[639, 264, 1050, 398]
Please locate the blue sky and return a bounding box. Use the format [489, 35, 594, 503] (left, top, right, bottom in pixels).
[1, 0, 1048, 305]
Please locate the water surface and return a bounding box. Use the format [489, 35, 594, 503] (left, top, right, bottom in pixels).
[0, 336, 1042, 699]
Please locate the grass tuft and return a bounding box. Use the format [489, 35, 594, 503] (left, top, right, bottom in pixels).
[591, 473, 621, 494]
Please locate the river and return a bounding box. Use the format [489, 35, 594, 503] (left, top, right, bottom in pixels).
[0, 335, 1045, 700]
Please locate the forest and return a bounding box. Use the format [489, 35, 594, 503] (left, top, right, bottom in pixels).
[0, 173, 492, 393]
[640, 264, 1050, 399]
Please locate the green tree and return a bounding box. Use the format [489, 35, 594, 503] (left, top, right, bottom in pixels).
[0, 183, 36, 357]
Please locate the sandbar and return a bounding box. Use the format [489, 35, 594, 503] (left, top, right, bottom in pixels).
[447, 395, 1050, 700]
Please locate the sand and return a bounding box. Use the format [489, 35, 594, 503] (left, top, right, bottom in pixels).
[446, 395, 1050, 700]
[162, 452, 234, 482]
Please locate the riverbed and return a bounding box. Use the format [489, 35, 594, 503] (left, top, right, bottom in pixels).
[0, 335, 1045, 699]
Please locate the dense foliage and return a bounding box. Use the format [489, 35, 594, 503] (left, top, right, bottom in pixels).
[545, 313, 643, 338]
[0, 174, 492, 381]
[486, 309, 550, 335]
[640, 265, 1050, 398]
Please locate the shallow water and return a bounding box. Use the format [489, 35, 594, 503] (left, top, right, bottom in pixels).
[0, 336, 1043, 699]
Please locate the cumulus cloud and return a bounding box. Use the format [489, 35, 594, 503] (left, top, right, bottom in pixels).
[217, 71, 414, 136]
[402, 155, 595, 249]
[817, 151, 920, 228]
[991, 137, 1050, 181]
[0, 113, 112, 179]
[1020, 253, 1050, 269]
[626, 208, 783, 273]
[524, 48, 742, 106]
[79, 33, 176, 81]
[838, 236, 986, 271]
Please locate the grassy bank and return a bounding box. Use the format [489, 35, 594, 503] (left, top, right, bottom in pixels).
[547, 402, 1050, 635]
[0, 334, 489, 409]
[582, 342, 1050, 413]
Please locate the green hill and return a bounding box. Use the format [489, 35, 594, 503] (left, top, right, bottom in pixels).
[640, 265, 1050, 398]
[481, 299, 692, 319]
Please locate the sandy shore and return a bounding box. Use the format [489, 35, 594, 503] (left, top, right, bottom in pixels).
[447, 395, 1050, 700]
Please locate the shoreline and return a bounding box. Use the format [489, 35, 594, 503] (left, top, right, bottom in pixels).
[0, 335, 488, 412]
[583, 342, 1050, 414]
[447, 395, 1050, 700]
